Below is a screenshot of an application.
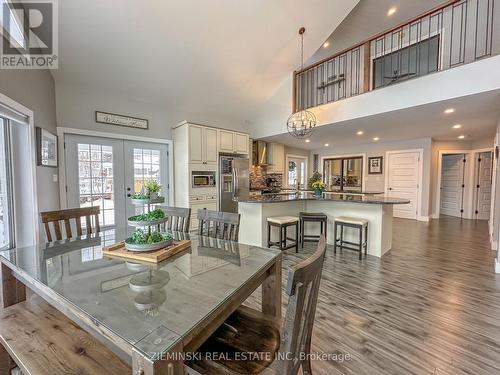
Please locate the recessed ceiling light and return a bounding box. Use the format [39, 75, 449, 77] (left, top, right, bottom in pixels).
[357, 131, 364, 135]
[458, 135, 466, 139]
[387, 7, 397, 16]
[305, 139, 310, 143]
[452, 124, 462, 129]
[444, 108, 455, 114]
[323, 41, 330, 48]
[324, 143, 329, 147]
[373, 137, 380, 141]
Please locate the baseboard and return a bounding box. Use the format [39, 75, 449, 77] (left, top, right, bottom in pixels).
[430, 213, 440, 219]
[495, 259, 500, 274]
[491, 240, 498, 251]
[417, 215, 430, 222]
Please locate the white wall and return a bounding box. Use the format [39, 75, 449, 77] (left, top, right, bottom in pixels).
[55, 83, 252, 140]
[0, 63, 59, 215]
[310, 137, 432, 218]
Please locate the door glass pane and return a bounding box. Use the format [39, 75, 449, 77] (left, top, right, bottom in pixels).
[324, 159, 342, 191]
[288, 160, 298, 187]
[133, 148, 162, 214]
[343, 158, 362, 192]
[77, 143, 115, 227]
[0, 118, 13, 250]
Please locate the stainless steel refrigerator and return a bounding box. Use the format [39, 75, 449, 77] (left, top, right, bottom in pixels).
[219, 155, 249, 213]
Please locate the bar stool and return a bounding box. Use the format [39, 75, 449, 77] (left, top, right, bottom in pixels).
[334, 216, 368, 260]
[267, 216, 299, 252]
[299, 212, 327, 249]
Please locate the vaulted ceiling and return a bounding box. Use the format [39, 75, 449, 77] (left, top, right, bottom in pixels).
[53, 0, 359, 124]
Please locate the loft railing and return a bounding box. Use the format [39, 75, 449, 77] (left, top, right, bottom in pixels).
[293, 0, 498, 111]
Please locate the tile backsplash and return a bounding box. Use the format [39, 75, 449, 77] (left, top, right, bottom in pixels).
[249, 166, 283, 190]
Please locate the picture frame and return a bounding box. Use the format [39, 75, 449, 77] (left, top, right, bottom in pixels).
[368, 156, 383, 174]
[36, 127, 58, 167]
[95, 110, 149, 130]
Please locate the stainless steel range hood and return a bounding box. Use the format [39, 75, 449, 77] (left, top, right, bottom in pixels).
[252, 140, 269, 166]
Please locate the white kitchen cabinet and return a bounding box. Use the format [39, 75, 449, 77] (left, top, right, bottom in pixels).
[204, 127, 218, 164]
[234, 133, 249, 154]
[219, 130, 249, 154]
[188, 125, 218, 165]
[267, 143, 285, 174]
[188, 125, 204, 163]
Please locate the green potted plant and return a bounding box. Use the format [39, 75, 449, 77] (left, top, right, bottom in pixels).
[308, 171, 323, 190]
[311, 181, 326, 197]
[144, 180, 162, 199]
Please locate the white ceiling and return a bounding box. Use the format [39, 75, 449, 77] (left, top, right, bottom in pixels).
[261, 90, 500, 149]
[307, 0, 446, 66]
[53, 0, 359, 123]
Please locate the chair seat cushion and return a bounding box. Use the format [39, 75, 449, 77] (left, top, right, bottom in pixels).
[267, 216, 298, 225]
[300, 212, 327, 220]
[334, 216, 368, 226]
[188, 306, 281, 374]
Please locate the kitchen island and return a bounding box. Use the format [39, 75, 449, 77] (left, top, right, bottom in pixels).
[237, 192, 410, 257]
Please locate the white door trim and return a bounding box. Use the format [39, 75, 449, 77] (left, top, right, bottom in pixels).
[320, 153, 367, 192]
[57, 127, 174, 209]
[0, 92, 39, 245]
[285, 154, 309, 188]
[435, 148, 493, 219]
[384, 149, 424, 221]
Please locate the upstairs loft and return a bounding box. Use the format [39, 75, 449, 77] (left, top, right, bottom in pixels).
[294, 0, 500, 112]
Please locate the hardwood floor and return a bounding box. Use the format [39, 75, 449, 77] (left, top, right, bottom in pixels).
[247, 216, 500, 375]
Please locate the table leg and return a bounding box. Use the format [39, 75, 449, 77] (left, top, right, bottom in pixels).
[132, 344, 184, 375]
[0, 264, 26, 309]
[261, 253, 282, 322]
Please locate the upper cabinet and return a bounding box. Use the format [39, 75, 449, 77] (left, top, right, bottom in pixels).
[174, 122, 249, 166]
[267, 143, 285, 174]
[188, 125, 218, 164]
[219, 131, 249, 154]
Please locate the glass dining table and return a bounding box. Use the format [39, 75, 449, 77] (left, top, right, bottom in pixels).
[0, 227, 282, 374]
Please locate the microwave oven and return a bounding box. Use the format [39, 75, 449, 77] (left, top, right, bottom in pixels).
[192, 171, 216, 188]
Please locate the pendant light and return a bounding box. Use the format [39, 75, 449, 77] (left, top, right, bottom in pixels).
[287, 27, 316, 139]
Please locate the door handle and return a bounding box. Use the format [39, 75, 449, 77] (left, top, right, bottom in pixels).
[127, 193, 131, 197]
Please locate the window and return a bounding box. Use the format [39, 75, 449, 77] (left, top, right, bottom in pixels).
[323, 157, 363, 192]
[0, 117, 13, 250]
[0, 0, 26, 49]
[133, 148, 161, 193]
[287, 156, 307, 189]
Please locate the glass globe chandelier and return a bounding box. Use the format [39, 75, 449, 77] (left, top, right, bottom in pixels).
[287, 27, 316, 139]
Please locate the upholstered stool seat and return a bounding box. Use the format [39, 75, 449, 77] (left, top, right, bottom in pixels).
[299, 212, 327, 249]
[267, 216, 299, 252]
[334, 216, 369, 260]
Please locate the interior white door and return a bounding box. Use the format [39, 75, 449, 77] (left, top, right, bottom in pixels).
[65, 134, 126, 228]
[386, 151, 421, 220]
[475, 152, 493, 220]
[440, 154, 466, 218]
[124, 141, 169, 219]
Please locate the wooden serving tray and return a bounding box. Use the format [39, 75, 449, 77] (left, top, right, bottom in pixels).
[103, 240, 191, 263]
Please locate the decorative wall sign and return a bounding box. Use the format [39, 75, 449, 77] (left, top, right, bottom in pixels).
[36, 127, 58, 167]
[368, 156, 383, 174]
[95, 111, 149, 129]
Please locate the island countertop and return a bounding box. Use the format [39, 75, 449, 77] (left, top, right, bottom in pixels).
[236, 192, 410, 205]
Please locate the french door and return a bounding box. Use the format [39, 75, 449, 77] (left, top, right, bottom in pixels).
[65, 135, 169, 228]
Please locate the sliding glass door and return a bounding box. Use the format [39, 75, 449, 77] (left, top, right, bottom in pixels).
[323, 156, 363, 192]
[0, 117, 13, 250]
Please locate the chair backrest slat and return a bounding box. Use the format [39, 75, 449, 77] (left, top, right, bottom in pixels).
[278, 236, 326, 375]
[197, 209, 240, 241]
[41, 207, 101, 242]
[160, 206, 191, 233]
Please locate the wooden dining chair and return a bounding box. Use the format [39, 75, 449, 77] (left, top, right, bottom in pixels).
[197, 209, 241, 241]
[160, 206, 191, 233]
[41, 206, 100, 242]
[187, 236, 327, 375]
